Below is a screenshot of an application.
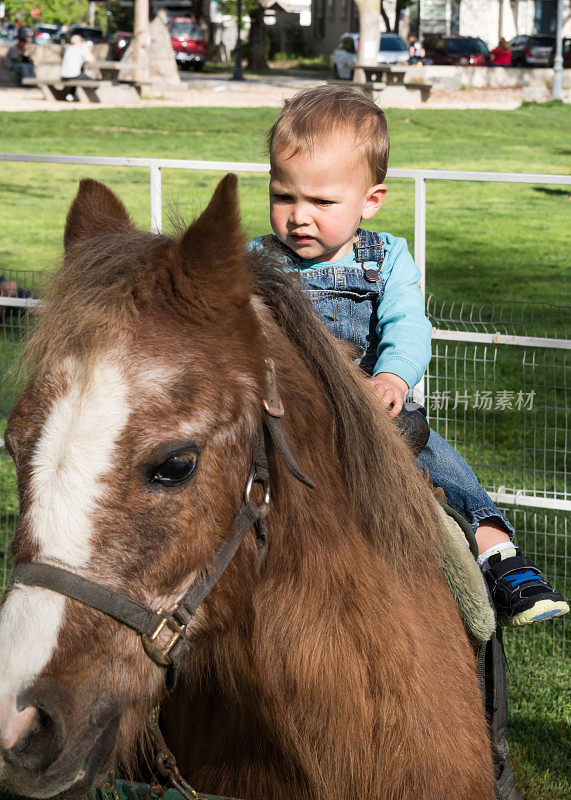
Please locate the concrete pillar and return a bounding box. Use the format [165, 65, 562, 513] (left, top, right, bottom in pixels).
[552, 0, 563, 100]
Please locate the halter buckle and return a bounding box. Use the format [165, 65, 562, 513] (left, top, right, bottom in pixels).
[142, 605, 188, 667]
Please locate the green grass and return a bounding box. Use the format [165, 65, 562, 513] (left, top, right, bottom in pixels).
[0, 103, 570, 304]
[504, 639, 571, 800]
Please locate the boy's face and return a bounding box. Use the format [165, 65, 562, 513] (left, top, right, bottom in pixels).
[269, 132, 386, 262]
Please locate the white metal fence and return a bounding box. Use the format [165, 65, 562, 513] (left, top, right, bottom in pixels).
[1, 154, 569, 655]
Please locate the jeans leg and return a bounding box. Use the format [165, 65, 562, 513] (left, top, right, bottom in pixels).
[417, 430, 515, 538]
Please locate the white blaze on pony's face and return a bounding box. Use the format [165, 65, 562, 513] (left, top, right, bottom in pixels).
[0, 355, 131, 755]
[29, 357, 131, 567]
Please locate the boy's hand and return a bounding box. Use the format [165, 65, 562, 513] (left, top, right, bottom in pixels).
[370, 372, 409, 418]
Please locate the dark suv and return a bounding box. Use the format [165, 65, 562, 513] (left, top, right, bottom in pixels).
[423, 36, 491, 66]
[64, 26, 106, 45]
[509, 34, 554, 67]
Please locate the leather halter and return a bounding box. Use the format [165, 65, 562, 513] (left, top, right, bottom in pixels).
[10, 359, 314, 690]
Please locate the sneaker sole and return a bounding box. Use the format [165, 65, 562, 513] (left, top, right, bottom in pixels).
[501, 599, 570, 628]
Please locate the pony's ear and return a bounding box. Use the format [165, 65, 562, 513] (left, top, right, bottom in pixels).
[178, 174, 250, 301]
[64, 179, 132, 250]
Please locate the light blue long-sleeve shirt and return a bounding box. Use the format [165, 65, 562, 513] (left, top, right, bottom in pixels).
[250, 231, 432, 389]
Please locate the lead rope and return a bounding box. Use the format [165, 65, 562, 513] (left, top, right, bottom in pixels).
[145, 707, 207, 800]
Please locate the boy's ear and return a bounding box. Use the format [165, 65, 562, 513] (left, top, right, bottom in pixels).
[361, 184, 388, 221]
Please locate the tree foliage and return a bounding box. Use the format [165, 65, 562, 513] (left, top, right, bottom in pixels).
[5, 0, 111, 27]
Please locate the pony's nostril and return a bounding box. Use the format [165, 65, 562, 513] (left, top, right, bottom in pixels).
[5, 704, 64, 771]
[0, 704, 37, 750]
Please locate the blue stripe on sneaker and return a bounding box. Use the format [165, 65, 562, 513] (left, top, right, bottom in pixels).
[504, 570, 538, 587]
[530, 610, 562, 621]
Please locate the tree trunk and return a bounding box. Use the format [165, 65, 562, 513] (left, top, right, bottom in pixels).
[193, 0, 216, 60]
[353, 0, 380, 83]
[380, 0, 391, 31]
[247, 3, 267, 70]
[510, 0, 519, 35]
[393, 0, 405, 33]
[133, 0, 149, 83]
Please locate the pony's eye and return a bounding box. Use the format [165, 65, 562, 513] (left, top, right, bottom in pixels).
[150, 452, 199, 487]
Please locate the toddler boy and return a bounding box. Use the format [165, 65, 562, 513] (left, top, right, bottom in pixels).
[253, 84, 568, 627]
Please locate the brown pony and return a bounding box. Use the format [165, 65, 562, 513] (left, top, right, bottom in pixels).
[0, 176, 494, 800]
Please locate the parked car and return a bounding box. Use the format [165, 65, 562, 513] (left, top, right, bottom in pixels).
[547, 37, 571, 68]
[167, 17, 207, 70]
[332, 32, 409, 80]
[107, 31, 133, 60]
[0, 22, 16, 43]
[33, 23, 61, 44]
[423, 35, 491, 65]
[509, 34, 554, 67]
[2, 24, 33, 42]
[64, 25, 105, 45]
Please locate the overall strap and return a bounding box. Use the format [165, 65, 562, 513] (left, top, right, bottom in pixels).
[353, 229, 385, 283]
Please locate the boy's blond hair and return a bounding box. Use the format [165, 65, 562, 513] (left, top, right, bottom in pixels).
[267, 85, 390, 185]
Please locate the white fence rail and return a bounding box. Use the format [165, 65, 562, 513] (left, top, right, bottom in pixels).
[2, 152, 571, 282]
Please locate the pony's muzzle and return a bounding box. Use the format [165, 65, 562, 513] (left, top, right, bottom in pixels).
[0, 687, 119, 799]
[2, 700, 64, 772]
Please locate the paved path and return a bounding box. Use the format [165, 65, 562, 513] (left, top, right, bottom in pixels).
[0, 73, 524, 112]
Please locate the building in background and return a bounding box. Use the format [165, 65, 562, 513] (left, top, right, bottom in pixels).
[308, 0, 571, 56]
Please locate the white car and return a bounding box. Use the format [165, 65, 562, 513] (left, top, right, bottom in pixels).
[332, 32, 409, 79]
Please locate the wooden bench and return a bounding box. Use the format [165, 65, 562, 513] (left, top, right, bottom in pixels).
[21, 76, 142, 103]
[22, 77, 106, 102]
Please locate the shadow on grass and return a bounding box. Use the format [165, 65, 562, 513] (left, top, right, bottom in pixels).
[508, 713, 570, 785]
[532, 187, 570, 197]
[0, 183, 53, 199]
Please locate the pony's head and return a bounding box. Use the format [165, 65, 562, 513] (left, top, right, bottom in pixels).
[0, 176, 269, 798]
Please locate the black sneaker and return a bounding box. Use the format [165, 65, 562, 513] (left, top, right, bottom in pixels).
[485, 548, 569, 627]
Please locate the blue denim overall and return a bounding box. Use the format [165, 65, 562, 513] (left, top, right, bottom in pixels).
[258, 232, 515, 538]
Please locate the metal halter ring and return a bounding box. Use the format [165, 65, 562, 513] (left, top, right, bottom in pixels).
[244, 471, 271, 507]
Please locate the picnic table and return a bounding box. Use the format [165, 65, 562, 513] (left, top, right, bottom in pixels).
[89, 60, 132, 84]
[21, 61, 141, 103]
[354, 64, 432, 102]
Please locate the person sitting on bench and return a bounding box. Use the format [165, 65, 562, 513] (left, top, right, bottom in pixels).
[60, 34, 95, 101]
[5, 30, 35, 86]
[0, 275, 36, 323]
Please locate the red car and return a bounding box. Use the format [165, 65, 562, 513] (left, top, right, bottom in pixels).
[107, 31, 133, 61]
[423, 36, 491, 66]
[168, 17, 207, 70]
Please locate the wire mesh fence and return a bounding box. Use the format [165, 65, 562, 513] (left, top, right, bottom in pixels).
[424, 296, 569, 657]
[426, 294, 571, 339]
[0, 284, 569, 657]
[0, 271, 39, 590]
